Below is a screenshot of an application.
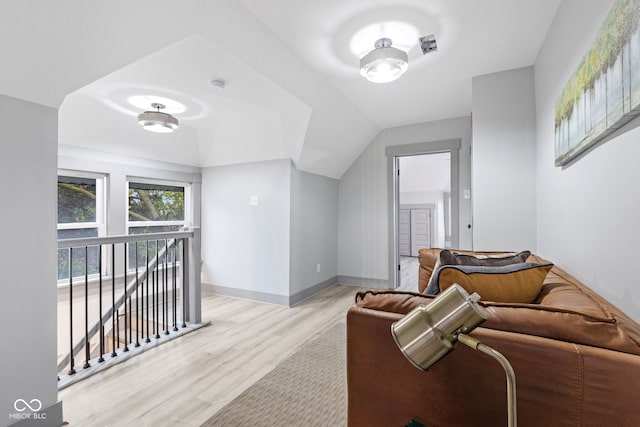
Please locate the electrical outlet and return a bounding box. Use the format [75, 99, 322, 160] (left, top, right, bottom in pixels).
[316, 264, 321, 273]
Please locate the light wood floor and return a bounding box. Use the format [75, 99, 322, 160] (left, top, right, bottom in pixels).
[59, 284, 366, 427]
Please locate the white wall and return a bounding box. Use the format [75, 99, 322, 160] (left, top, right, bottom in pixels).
[201, 160, 291, 303]
[338, 117, 472, 284]
[472, 66, 537, 251]
[0, 94, 61, 425]
[535, 0, 640, 321]
[289, 169, 338, 301]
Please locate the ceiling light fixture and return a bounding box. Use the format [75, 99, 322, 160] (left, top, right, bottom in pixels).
[209, 79, 227, 90]
[137, 103, 179, 133]
[360, 38, 408, 83]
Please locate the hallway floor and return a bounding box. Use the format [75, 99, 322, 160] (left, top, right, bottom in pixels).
[59, 284, 365, 426]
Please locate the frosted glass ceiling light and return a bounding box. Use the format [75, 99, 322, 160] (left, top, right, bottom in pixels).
[137, 103, 179, 133]
[360, 38, 408, 83]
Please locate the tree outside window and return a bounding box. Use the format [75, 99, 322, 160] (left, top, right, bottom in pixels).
[57, 175, 104, 280]
[127, 181, 188, 268]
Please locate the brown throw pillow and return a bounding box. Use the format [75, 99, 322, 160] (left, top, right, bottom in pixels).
[432, 263, 553, 303]
[440, 249, 531, 267]
[425, 250, 531, 295]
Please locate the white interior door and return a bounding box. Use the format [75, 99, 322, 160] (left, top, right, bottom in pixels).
[410, 209, 431, 256]
[399, 209, 410, 256]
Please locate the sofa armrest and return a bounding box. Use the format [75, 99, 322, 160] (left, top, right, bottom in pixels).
[346, 306, 640, 427]
[355, 289, 640, 356]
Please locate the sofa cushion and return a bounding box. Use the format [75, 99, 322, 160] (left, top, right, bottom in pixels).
[355, 284, 640, 356]
[418, 248, 529, 293]
[440, 249, 531, 267]
[426, 262, 553, 303]
[418, 248, 444, 293]
[425, 250, 533, 295]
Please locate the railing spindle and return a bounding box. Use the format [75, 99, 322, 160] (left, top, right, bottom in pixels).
[172, 243, 178, 331]
[152, 242, 156, 338]
[84, 246, 91, 369]
[111, 243, 117, 357]
[155, 240, 160, 339]
[135, 242, 140, 348]
[98, 245, 104, 363]
[128, 245, 132, 345]
[68, 248, 76, 375]
[116, 309, 119, 347]
[145, 240, 151, 343]
[162, 240, 165, 333]
[164, 239, 169, 335]
[123, 243, 129, 352]
[128, 295, 132, 345]
[161, 241, 165, 334]
[182, 238, 187, 328]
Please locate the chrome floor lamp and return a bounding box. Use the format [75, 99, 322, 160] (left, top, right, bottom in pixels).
[391, 284, 517, 427]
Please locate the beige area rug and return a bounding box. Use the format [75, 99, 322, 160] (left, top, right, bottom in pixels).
[201, 322, 346, 427]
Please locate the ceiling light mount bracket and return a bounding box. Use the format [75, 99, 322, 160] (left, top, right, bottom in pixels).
[374, 38, 393, 49]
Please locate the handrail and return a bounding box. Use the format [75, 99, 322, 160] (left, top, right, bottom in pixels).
[57, 237, 180, 373]
[57, 230, 194, 249]
[56, 227, 201, 381]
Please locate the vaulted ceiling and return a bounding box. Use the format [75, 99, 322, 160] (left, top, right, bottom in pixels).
[0, 0, 561, 179]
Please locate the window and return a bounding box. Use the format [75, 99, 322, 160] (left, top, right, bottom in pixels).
[127, 179, 190, 270]
[57, 173, 106, 280]
[127, 180, 189, 234]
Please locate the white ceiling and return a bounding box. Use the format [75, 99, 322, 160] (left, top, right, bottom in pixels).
[61, 35, 312, 169]
[0, 0, 562, 179]
[239, 0, 561, 128]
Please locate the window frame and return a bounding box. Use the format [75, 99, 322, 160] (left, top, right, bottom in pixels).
[126, 177, 191, 235]
[57, 170, 108, 285]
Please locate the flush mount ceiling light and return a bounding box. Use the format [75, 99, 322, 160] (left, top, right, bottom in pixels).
[137, 103, 179, 133]
[209, 79, 227, 90]
[360, 38, 408, 83]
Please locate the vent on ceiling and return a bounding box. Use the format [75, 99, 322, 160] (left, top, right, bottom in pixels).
[420, 34, 437, 54]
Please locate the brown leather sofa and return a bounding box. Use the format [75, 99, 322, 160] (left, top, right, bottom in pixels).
[346, 251, 640, 426]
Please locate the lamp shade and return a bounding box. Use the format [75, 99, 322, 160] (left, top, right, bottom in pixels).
[138, 103, 179, 133]
[360, 38, 408, 83]
[391, 284, 487, 370]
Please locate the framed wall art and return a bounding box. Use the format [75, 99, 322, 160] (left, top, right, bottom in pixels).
[555, 0, 640, 167]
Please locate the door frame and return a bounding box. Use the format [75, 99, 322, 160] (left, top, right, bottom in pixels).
[386, 139, 461, 289]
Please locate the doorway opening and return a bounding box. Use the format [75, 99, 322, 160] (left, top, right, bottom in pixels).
[397, 153, 451, 290]
[386, 139, 461, 291]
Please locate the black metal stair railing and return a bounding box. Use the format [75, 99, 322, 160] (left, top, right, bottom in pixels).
[56, 229, 200, 380]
